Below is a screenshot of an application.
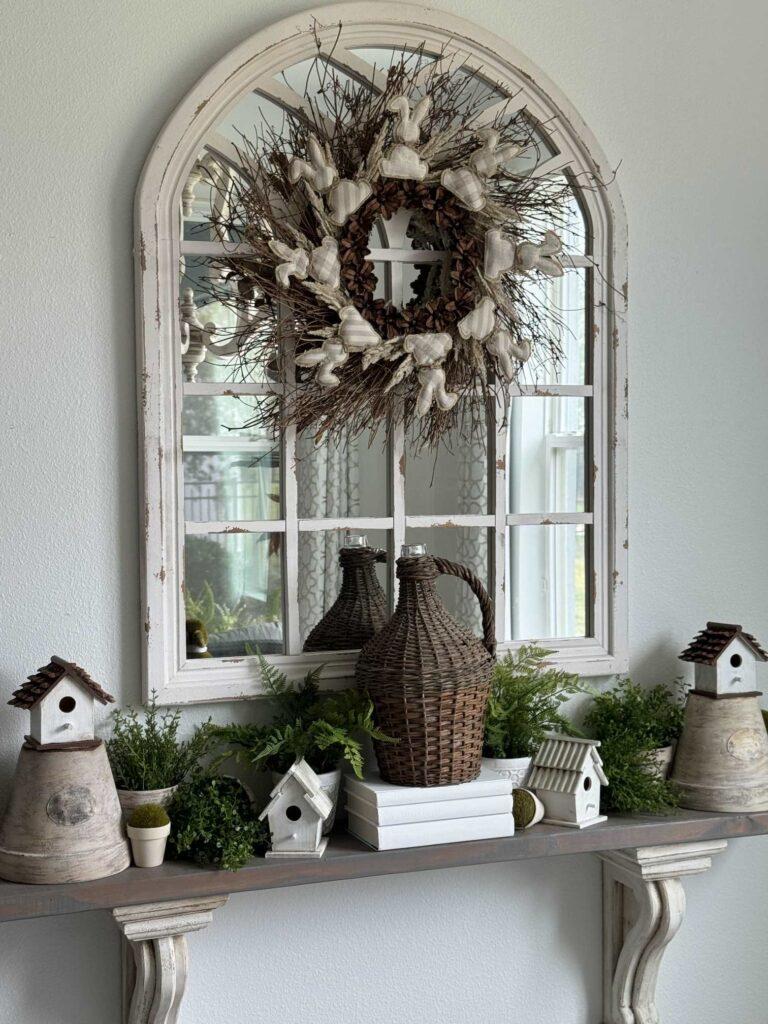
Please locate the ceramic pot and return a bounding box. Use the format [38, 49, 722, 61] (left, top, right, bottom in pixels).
[651, 744, 676, 779]
[482, 755, 532, 788]
[127, 822, 171, 868]
[117, 786, 178, 820]
[272, 767, 342, 834]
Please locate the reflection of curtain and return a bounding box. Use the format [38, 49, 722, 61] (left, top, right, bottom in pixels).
[296, 432, 360, 644]
[456, 436, 488, 634]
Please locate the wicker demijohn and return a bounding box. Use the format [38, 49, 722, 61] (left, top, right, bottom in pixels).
[303, 536, 388, 652]
[356, 548, 495, 786]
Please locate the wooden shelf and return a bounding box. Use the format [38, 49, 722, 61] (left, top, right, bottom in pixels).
[1, 808, 767, 924]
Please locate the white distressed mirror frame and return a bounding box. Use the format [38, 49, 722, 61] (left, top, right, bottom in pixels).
[135, 2, 628, 704]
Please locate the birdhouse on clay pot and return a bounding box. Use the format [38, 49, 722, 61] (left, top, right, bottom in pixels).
[679, 621, 767, 696]
[0, 657, 130, 884]
[259, 759, 333, 858]
[672, 623, 768, 812]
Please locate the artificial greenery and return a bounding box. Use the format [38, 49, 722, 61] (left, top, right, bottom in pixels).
[483, 645, 585, 759]
[214, 654, 392, 778]
[584, 678, 686, 815]
[167, 774, 268, 871]
[106, 693, 212, 791]
[128, 803, 170, 829]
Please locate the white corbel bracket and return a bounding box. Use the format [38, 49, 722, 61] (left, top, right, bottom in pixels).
[114, 895, 229, 1024]
[599, 840, 727, 1024]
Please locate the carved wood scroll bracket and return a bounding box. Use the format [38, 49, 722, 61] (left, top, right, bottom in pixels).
[599, 840, 727, 1024]
[113, 895, 229, 1024]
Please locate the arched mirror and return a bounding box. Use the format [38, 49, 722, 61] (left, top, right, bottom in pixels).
[136, 6, 627, 702]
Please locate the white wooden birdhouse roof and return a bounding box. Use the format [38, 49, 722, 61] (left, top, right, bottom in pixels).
[259, 758, 334, 821]
[529, 735, 608, 794]
[679, 622, 768, 666]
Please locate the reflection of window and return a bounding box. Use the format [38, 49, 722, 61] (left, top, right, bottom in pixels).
[136, 25, 627, 703]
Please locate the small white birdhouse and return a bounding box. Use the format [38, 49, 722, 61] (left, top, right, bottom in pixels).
[259, 759, 333, 858]
[679, 621, 768, 697]
[529, 735, 608, 829]
[9, 656, 115, 749]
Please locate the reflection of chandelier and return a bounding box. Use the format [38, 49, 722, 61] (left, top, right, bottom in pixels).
[179, 286, 247, 382]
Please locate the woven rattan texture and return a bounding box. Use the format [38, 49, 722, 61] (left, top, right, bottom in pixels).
[356, 555, 495, 786]
[303, 547, 389, 653]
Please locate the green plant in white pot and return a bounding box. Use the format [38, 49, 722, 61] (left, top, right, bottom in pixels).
[483, 645, 585, 786]
[106, 694, 211, 818]
[127, 803, 171, 868]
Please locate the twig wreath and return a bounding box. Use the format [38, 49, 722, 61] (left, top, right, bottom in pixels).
[206, 39, 578, 449]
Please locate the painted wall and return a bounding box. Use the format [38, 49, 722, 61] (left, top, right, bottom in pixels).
[1, 0, 767, 1021]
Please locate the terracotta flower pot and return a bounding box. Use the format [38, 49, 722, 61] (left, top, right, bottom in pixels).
[481, 755, 532, 788]
[117, 785, 178, 820]
[127, 822, 171, 868]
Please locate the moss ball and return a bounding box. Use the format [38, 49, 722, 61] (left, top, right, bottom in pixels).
[129, 803, 170, 829]
[512, 789, 537, 829]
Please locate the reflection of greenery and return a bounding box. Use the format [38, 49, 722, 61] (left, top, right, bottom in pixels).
[185, 581, 260, 635]
[186, 536, 234, 607]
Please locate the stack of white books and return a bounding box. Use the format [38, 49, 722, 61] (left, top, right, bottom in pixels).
[345, 770, 514, 850]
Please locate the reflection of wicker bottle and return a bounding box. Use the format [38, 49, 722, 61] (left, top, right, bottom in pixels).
[356, 544, 495, 787]
[303, 533, 388, 652]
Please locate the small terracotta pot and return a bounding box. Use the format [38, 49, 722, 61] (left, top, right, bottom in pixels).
[481, 755, 532, 789]
[271, 767, 342, 834]
[127, 822, 171, 868]
[117, 786, 178, 820]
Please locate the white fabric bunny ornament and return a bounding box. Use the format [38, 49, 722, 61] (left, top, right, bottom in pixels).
[486, 325, 531, 379]
[269, 240, 309, 288]
[402, 333, 459, 417]
[516, 230, 564, 277]
[387, 94, 431, 144]
[295, 336, 348, 388]
[288, 136, 338, 193]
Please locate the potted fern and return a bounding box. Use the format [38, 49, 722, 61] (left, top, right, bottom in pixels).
[215, 656, 391, 832]
[106, 693, 212, 817]
[584, 678, 686, 813]
[483, 645, 585, 786]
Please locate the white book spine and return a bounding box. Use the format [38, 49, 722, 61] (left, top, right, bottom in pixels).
[344, 770, 512, 808]
[347, 811, 515, 851]
[346, 792, 513, 826]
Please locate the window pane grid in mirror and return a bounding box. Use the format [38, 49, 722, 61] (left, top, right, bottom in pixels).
[506, 524, 590, 642]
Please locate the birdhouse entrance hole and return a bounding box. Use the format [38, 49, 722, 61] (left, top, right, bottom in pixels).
[583, 776, 592, 790]
[285, 805, 302, 822]
[730, 653, 743, 667]
[58, 696, 76, 713]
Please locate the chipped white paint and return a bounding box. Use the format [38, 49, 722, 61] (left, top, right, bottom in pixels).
[135, 3, 628, 703]
[115, 896, 229, 1024]
[600, 842, 727, 1024]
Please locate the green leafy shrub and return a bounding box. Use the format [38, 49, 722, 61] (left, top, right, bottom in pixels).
[584, 679, 687, 814]
[107, 693, 212, 790]
[128, 803, 170, 829]
[214, 654, 393, 778]
[167, 774, 268, 871]
[483, 645, 585, 759]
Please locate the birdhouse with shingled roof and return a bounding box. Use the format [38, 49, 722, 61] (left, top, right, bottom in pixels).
[9, 656, 115, 749]
[529, 734, 608, 829]
[679, 622, 768, 697]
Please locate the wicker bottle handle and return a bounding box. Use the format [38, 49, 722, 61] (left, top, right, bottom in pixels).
[432, 557, 496, 656]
